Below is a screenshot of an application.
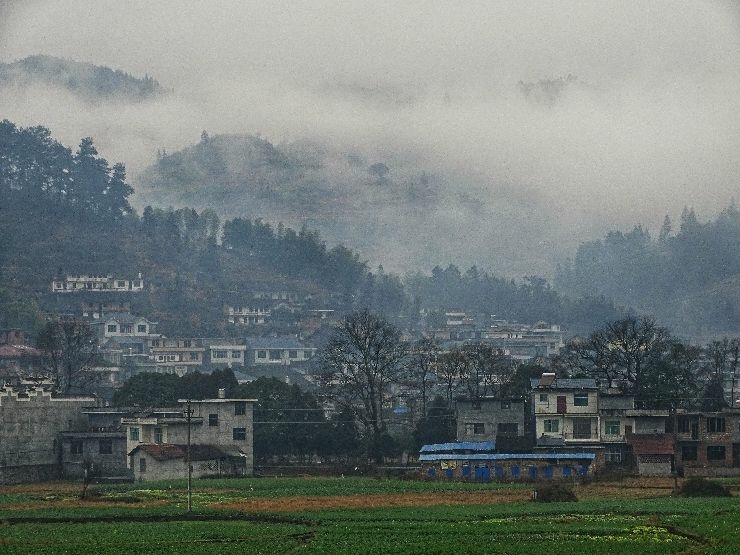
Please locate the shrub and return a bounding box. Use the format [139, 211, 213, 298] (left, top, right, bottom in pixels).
[679, 477, 732, 497]
[532, 483, 578, 502]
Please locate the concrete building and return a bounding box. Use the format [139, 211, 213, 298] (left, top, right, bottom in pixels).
[123, 395, 256, 481]
[52, 274, 144, 293]
[673, 410, 740, 476]
[531, 376, 600, 445]
[148, 338, 205, 375]
[456, 396, 525, 443]
[244, 336, 316, 367]
[0, 385, 96, 484]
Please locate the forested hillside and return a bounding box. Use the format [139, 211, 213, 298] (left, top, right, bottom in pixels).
[134, 132, 553, 276]
[3, 119, 724, 339]
[0, 55, 164, 102]
[555, 207, 740, 337]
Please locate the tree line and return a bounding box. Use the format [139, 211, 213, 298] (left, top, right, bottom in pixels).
[555, 205, 740, 335]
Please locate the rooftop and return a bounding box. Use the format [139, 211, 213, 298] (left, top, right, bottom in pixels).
[530, 377, 597, 390]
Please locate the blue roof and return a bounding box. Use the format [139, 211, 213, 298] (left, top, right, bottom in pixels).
[419, 453, 596, 462]
[420, 441, 495, 453]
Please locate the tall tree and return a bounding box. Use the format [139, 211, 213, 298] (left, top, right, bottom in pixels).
[404, 338, 439, 418]
[319, 309, 406, 462]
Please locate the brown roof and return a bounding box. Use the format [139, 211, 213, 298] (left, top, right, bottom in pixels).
[625, 434, 674, 455]
[129, 443, 235, 461]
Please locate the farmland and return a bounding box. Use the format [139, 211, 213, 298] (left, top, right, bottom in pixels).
[0, 477, 738, 554]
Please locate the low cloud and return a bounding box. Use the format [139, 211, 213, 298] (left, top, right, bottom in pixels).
[1, 1, 738, 276]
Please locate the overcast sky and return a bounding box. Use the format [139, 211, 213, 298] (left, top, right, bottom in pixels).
[1, 1, 738, 275]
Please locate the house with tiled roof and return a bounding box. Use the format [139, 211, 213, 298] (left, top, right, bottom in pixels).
[128, 444, 245, 481]
[122, 393, 256, 481]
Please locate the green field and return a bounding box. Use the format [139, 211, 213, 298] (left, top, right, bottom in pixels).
[0, 477, 738, 554]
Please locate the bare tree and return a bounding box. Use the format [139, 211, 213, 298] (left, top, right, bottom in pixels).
[436, 348, 469, 405]
[37, 318, 99, 394]
[404, 338, 439, 418]
[461, 343, 511, 398]
[318, 309, 406, 462]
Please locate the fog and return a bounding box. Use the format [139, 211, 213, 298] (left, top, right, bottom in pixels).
[1, 1, 738, 276]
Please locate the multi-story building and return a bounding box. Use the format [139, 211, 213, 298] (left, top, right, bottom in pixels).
[204, 340, 247, 368]
[531, 375, 600, 445]
[244, 336, 316, 367]
[51, 274, 144, 293]
[0, 385, 96, 484]
[456, 396, 525, 443]
[224, 304, 271, 326]
[148, 338, 205, 375]
[122, 393, 256, 481]
[673, 410, 740, 476]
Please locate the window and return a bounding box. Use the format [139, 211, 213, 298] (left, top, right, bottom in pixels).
[605, 420, 620, 435]
[269, 350, 281, 360]
[681, 445, 697, 461]
[289, 350, 298, 358]
[154, 427, 163, 444]
[107, 324, 117, 333]
[707, 446, 726, 461]
[129, 427, 140, 441]
[573, 392, 589, 406]
[604, 448, 622, 464]
[99, 439, 113, 455]
[471, 400, 481, 410]
[189, 352, 199, 361]
[572, 418, 592, 439]
[544, 419, 559, 433]
[497, 423, 518, 436]
[465, 422, 485, 435]
[539, 393, 548, 403]
[234, 401, 247, 415]
[71, 440, 83, 455]
[233, 428, 247, 440]
[209, 414, 219, 427]
[137, 324, 147, 333]
[304, 350, 313, 359]
[139, 458, 146, 473]
[501, 401, 511, 409]
[214, 350, 227, 359]
[183, 340, 192, 348]
[133, 280, 142, 288]
[677, 417, 690, 433]
[706, 417, 725, 433]
[121, 324, 133, 333]
[257, 350, 267, 359]
[232, 351, 241, 358]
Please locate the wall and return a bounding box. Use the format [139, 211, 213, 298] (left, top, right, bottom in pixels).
[0, 387, 95, 484]
[456, 399, 525, 442]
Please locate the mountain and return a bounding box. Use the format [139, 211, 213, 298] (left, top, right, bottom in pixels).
[554, 207, 740, 338]
[0, 55, 165, 102]
[134, 133, 552, 276]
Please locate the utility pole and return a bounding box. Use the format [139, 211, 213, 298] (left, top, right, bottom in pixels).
[186, 398, 193, 513]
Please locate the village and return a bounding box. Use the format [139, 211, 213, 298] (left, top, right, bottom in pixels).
[1, 273, 738, 486]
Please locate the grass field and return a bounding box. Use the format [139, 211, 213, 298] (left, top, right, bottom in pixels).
[0, 477, 738, 554]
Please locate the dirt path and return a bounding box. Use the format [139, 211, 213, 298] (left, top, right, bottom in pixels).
[215, 490, 531, 512]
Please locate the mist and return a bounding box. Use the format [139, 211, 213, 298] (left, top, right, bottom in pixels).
[1, 1, 738, 276]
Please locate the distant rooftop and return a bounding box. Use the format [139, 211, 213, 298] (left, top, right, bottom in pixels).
[530, 377, 597, 390]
